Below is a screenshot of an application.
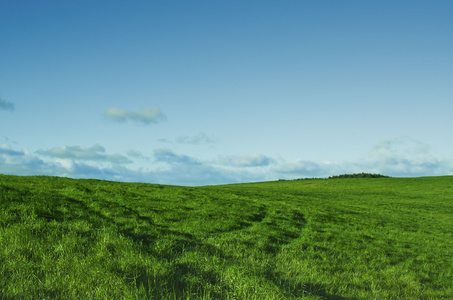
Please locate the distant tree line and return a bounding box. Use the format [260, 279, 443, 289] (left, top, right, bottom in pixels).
[278, 172, 389, 182]
[328, 173, 390, 179]
[278, 178, 324, 181]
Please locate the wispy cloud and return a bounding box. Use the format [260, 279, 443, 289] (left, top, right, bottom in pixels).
[151, 149, 242, 185]
[366, 137, 451, 177]
[153, 148, 201, 166]
[159, 133, 218, 145]
[104, 107, 165, 124]
[272, 137, 453, 179]
[273, 160, 342, 178]
[37, 144, 131, 164]
[0, 98, 15, 111]
[175, 133, 218, 145]
[2, 136, 18, 145]
[126, 150, 150, 160]
[219, 153, 275, 168]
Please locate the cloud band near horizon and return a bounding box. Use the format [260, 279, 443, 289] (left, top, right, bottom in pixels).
[1, 137, 452, 186]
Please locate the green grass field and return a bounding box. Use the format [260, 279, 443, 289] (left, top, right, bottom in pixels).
[0, 174, 452, 299]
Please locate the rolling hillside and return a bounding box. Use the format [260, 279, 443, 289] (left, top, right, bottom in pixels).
[1, 175, 452, 299]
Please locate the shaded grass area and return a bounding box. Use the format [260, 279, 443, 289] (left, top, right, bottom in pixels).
[0, 175, 452, 299]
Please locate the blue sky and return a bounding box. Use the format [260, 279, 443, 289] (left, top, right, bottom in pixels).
[1, 0, 452, 185]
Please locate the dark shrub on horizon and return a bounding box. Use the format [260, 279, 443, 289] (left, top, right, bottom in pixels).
[328, 173, 390, 179]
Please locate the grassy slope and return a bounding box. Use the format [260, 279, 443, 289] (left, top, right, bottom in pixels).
[0, 175, 452, 299]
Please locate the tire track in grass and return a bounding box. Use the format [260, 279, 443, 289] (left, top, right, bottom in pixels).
[53, 187, 238, 298]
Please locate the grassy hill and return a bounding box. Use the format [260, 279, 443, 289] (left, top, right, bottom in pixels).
[0, 174, 452, 299]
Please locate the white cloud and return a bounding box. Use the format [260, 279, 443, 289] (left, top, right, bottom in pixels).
[0, 98, 15, 111]
[149, 149, 272, 185]
[104, 107, 165, 124]
[271, 137, 453, 179]
[218, 153, 275, 168]
[0, 144, 57, 176]
[366, 137, 452, 177]
[370, 137, 431, 160]
[37, 144, 131, 164]
[273, 159, 342, 178]
[0, 143, 136, 180]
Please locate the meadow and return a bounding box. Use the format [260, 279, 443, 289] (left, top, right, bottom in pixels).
[0, 174, 452, 299]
